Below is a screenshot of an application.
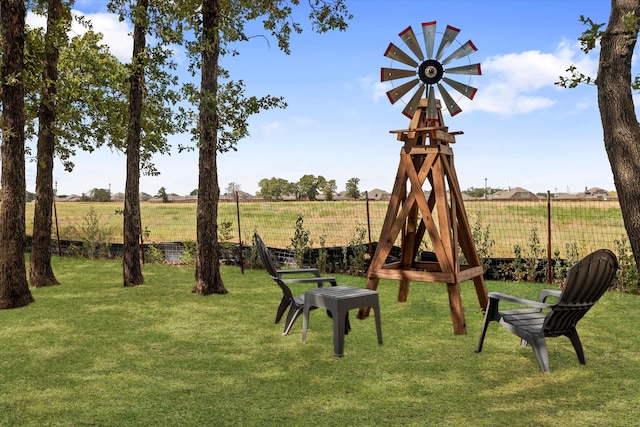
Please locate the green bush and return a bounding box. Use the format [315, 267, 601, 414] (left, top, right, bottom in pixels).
[290, 214, 311, 268]
[613, 236, 639, 294]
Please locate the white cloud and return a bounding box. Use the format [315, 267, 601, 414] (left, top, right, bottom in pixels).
[257, 121, 284, 138]
[460, 40, 599, 115]
[292, 116, 315, 125]
[26, 10, 133, 63]
[72, 11, 133, 62]
[373, 81, 389, 103]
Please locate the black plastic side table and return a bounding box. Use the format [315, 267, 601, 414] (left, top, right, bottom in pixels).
[301, 286, 382, 357]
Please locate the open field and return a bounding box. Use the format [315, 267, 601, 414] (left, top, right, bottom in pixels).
[1, 256, 639, 426]
[25, 199, 626, 258]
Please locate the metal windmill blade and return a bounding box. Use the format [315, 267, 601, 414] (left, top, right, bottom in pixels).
[381, 21, 482, 119]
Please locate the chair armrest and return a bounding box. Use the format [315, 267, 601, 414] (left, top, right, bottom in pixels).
[537, 288, 561, 303]
[280, 276, 337, 287]
[277, 268, 321, 277]
[487, 291, 553, 309]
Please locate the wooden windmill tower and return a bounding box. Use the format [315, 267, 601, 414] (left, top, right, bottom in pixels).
[358, 22, 488, 335]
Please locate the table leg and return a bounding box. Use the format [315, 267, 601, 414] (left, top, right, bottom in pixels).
[301, 304, 310, 343]
[333, 311, 349, 357]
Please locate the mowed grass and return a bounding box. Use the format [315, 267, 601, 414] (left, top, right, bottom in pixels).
[1, 256, 640, 426]
[26, 199, 625, 258]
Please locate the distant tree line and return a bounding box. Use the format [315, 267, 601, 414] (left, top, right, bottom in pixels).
[256, 176, 361, 201]
[462, 186, 504, 199]
[64, 183, 542, 204]
[67, 183, 527, 204]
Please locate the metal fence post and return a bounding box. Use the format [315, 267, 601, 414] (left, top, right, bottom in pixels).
[547, 191, 552, 284]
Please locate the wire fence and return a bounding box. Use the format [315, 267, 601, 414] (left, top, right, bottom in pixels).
[37, 195, 627, 263]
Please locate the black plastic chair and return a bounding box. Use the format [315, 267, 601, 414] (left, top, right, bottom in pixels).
[475, 249, 618, 373]
[254, 232, 348, 335]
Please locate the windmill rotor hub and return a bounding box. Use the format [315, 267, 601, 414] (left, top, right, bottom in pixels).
[419, 59, 443, 85]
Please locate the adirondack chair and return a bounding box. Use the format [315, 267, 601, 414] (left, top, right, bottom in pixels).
[475, 249, 618, 373]
[254, 232, 346, 335]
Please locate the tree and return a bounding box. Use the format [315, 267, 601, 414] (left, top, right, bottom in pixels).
[463, 186, 503, 199]
[0, 0, 34, 308]
[186, 0, 351, 295]
[121, 0, 148, 287]
[322, 178, 337, 201]
[558, 2, 640, 269]
[597, 1, 640, 271]
[257, 177, 291, 200]
[192, 0, 226, 295]
[24, 7, 130, 290]
[225, 182, 241, 195]
[345, 177, 360, 200]
[29, 0, 66, 288]
[156, 186, 169, 203]
[108, 0, 185, 287]
[81, 188, 111, 202]
[298, 174, 320, 201]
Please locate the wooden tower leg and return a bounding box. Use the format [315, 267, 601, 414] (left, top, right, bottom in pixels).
[447, 282, 466, 335]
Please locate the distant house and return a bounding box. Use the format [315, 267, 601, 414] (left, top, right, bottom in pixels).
[139, 192, 153, 202]
[490, 187, 538, 201]
[554, 187, 617, 201]
[579, 187, 617, 201]
[111, 192, 125, 201]
[362, 189, 391, 201]
[585, 187, 608, 196]
[56, 194, 82, 202]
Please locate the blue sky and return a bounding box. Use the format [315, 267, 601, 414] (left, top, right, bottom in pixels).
[27, 0, 619, 196]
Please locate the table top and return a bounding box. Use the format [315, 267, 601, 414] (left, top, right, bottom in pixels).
[306, 286, 378, 299]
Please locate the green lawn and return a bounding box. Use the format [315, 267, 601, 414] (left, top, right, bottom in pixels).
[1, 257, 639, 426]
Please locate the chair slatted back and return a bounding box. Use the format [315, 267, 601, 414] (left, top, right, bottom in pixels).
[544, 249, 618, 337]
[254, 233, 280, 279]
[255, 233, 294, 299]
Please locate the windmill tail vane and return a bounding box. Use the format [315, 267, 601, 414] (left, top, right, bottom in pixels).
[382, 21, 482, 120]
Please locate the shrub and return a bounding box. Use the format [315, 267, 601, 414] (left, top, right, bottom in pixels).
[470, 213, 495, 276]
[62, 208, 114, 258]
[180, 241, 196, 265]
[290, 215, 311, 268]
[613, 236, 639, 294]
[343, 224, 368, 275]
[316, 235, 330, 273]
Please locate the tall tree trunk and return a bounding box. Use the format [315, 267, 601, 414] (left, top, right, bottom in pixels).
[598, 0, 640, 270]
[30, 0, 62, 288]
[193, 0, 227, 295]
[0, 0, 34, 308]
[123, 0, 147, 287]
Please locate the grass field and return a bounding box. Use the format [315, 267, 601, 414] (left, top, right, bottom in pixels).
[1, 256, 639, 426]
[26, 199, 626, 259]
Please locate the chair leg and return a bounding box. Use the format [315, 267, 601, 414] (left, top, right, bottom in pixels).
[566, 329, 586, 364]
[283, 305, 303, 336]
[529, 337, 550, 373]
[275, 297, 289, 324]
[475, 298, 498, 353]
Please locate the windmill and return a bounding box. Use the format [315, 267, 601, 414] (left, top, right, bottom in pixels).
[382, 22, 482, 120]
[358, 22, 488, 335]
